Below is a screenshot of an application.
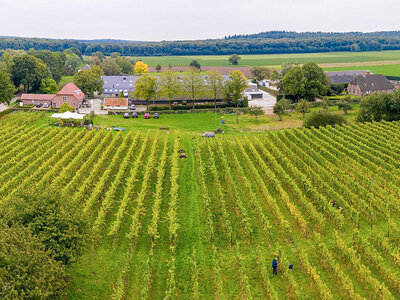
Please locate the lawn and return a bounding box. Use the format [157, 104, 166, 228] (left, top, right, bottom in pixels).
[59, 76, 73, 87]
[93, 106, 358, 133]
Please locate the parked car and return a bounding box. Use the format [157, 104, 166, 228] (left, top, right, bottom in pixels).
[35, 103, 42, 108]
[144, 113, 151, 119]
[132, 112, 138, 118]
[123, 113, 129, 119]
[43, 103, 49, 108]
[153, 113, 159, 119]
[130, 104, 136, 110]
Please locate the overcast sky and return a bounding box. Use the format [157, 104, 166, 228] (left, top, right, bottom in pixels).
[0, 0, 399, 41]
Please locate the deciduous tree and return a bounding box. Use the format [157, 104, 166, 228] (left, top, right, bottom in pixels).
[159, 68, 181, 110]
[0, 70, 16, 104]
[338, 96, 353, 114]
[229, 54, 241, 65]
[183, 67, 204, 109]
[0, 224, 67, 298]
[295, 99, 311, 118]
[133, 74, 157, 110]
[189, 60, 201, 70]
[208, 70, 225, 109]
[134, 61, 149, 75]
[228, 70, 248, 108]
[40, 78, 58, 94]
[73, 65, 104, 98]
[273, 98, 290, 121]
[11, 55, 51, 92]
[101, 58, 121, 76]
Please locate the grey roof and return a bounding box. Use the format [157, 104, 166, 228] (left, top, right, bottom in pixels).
[102, 75, 232, 95]
[102, 76, 140, 94]
[350, 74, 394, 93]
[325, 70, 372, 84]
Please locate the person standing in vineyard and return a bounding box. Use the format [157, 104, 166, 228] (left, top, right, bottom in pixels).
[272, 258, 278, 275]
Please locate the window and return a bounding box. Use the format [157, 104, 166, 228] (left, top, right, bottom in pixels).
[62, 96, 67, 102]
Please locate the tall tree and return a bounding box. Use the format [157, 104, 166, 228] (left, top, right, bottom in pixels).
[228, 54, 241, 65]
[73, 65, 104, 98]
[63, 53, 82, 76]
[116, 56, 134, 74]
[208, 70, 225, 109]
[189, 60, 201, 70]
[0, 70, 16, 104]
[159, 68, 181, 110]
[11, 55, 51, 92]
[100, 58, 121, 76]
[283, 62, 329, 101]
[228, 70, 248, 108]
[33, 50, 64, 82]
[183, 67, 204, 109]
[250, 66, 271, 81]
[302, 62, 330, 101]
[133, 74, 157, 110]
[39, 78, 58, 94]
[134, 61, 149, 75]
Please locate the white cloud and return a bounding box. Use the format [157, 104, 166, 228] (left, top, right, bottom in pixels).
[0, 0, 399, 41]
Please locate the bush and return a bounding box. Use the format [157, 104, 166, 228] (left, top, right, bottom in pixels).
[358, 91, 400, 122]
[0, 188, 90, 265]
[303, 110, 346, 128]
[0, 224, 67, 298]
[59, 103, 74, 113]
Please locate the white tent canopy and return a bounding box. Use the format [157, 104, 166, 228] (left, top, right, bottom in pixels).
[50, 112, 86, 120]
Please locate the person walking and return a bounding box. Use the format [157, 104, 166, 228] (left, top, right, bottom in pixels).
[272, 258, 278, 275]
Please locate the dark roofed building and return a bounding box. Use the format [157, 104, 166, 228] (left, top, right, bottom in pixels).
[347, 74, 394, 96]
[325, 70, 372, 84]
[102, 75, 139, 97]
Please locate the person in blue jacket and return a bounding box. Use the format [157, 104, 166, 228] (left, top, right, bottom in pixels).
[272, 258, 278, 275]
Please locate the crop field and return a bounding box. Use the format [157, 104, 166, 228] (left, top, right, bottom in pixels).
[132, 50, 400, 67]
[1, 112, 400, 299]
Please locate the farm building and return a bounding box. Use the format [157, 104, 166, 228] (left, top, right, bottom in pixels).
[52, 82, 85, 108]
[347, 74, 394, 96]
[244, 83, 263, 99]
[102, 75, 263, 102]
[21, 82, 85, 108]
[103, 98, 129, 110]
[102, 76, 139, 97]
[325, 70, 372, 84]
[20, 94, 55, 106]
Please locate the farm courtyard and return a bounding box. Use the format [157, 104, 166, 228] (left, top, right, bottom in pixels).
[0, 111, 399, 299]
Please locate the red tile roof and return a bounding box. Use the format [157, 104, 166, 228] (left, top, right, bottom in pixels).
[104, 98, 128, 107]
[58, 82, 85, 101]
[21, 94, 55, 101]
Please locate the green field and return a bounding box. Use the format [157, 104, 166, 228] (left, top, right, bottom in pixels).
[325, 64, 400, 77]
[1, 111, 399, 299]
[132, 50, 400, 67]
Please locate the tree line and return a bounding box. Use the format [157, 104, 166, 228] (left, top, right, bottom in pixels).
[1, 32, 400, 56]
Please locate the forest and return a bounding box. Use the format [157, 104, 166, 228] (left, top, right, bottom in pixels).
[2, 31, 400, 56]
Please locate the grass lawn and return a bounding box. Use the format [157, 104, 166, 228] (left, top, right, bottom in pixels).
[59, 76, 73, 87]
[93, 106, 358, 134]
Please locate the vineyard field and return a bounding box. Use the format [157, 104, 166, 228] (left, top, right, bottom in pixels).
[1, 113, 400, 299]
